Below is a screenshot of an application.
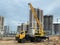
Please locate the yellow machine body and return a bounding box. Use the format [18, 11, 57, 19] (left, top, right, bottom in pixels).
[16, 3, 49, 43]
[19, 30, 26, 39]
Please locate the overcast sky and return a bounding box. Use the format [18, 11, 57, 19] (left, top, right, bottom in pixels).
[0, 0, 60, 31]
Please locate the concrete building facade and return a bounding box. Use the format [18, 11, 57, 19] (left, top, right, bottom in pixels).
[53, 23, 60, 35]
[17, 23, 29, 33]
[17, 26, 21, 33]
[44, 15, 53, 35]
[4, 26, 10, 36]
[28, 8, 44, 36]
[0, 16, 4, 36]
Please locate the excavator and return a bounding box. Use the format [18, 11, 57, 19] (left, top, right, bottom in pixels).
[15, 3, 49, 43]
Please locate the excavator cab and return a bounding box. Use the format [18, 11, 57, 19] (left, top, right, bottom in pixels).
[17, 30, 26, 43]
[15, 30, 26, 42]
[19, 30, 25, 39]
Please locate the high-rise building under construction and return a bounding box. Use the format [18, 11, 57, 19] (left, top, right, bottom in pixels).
[17, 23, 26, 33]
[17, 25, 21, 33]
[53, 23, 60, 35]
[28, 8, 43, 36]
[44, 15, 53, 35]
[0, 16, 4, 35]
[4, 26, 10, 36]
[17, 23, 29, 33]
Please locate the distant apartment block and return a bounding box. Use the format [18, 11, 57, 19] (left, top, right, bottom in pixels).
[17, 25, 21, 33]
[53, 23, 60, 35]
[17, 23, 29, 33]
[4, 26, 9, 35]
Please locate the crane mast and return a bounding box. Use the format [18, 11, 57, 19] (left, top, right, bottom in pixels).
[28, 3, 44, 36]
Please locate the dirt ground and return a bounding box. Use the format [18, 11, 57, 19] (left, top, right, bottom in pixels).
[0, 40, 60, 45]
[0, 36, 60, 45]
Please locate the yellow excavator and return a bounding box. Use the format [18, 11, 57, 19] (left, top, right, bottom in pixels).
[15, 3, 49, 43]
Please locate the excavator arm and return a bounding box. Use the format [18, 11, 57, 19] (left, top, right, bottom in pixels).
[28, 3, 44, 36]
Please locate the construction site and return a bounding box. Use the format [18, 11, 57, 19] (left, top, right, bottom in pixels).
[0, 1, 60, 45]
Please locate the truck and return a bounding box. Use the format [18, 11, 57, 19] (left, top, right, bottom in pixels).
[15, 3, 49, 43]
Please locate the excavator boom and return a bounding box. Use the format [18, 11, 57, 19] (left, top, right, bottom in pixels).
[15, 3, 49, 43]
[28, 3, 44, 36]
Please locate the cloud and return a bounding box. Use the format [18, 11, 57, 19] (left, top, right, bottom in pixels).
[44, 0, 60, 14]
[0, 0, 60, 31]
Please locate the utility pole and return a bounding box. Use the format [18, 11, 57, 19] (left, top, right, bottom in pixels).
[57, 18, 60, 23]
[56, 18, 60, 35]
[57, 18, 58, 23]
